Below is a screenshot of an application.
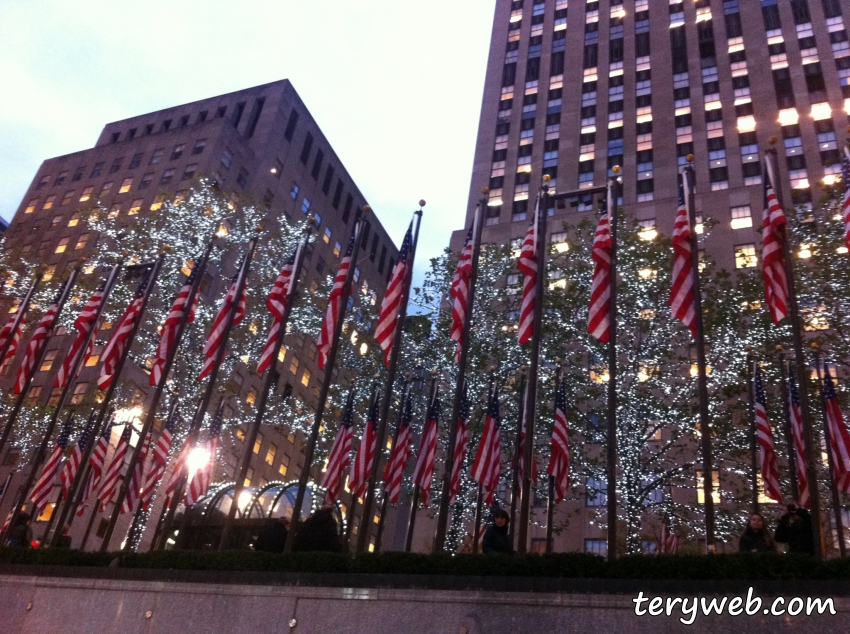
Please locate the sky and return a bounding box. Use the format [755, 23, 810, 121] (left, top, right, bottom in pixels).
[0, 0, 494, 287]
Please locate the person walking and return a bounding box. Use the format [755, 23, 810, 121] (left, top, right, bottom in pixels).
[775, 502, 815, 555]
[739, 513, 776, 553]
[482, 508, 513, 555]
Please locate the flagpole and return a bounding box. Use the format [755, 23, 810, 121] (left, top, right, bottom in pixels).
[604, 171, 621, 561]
[813, 349, 847, 557]
[765, 146, 824, 559]
[373, 374, 410, 553]
[545, 362, 562, 554]
[35, 411, 75, 543]
[472, 483, 484, 554]
[746, 349, 760, 515]
[508, 368, 526, 549]
[96, 254, 169, 551]
[517, 179, 550, 553]
[344, 381, 379, 547]
[434, 194, 486, 551]
[0, 273, 42, 385]
[124, 398, 180, 550]
[0, 269, 79, 458]
[776, 349, 800, 500]
[404, 372, 438, 553]
[286, 210, 369, 553]
[354, 205, 423, 553]
[152, 238, 257, 551]
[218, 226, 312, 550]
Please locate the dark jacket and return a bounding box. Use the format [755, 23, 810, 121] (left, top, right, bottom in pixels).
[255, 520, 289, 553]
[482, 523, 513, 555]
[739, 528, 775, 553]
[292, 509, 342, 553]
[775, 508, 815, 555]
[7, 523, 32, 548]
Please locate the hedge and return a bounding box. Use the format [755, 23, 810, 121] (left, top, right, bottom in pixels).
[1, 548, 849, 580]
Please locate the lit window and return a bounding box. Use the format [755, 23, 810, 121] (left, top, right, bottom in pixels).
[637, 219, 657, 241]
[301, 198, 311, 214]
[128, 199, 143, 215]
[119, 178, 133, 193]
[253, 435, 263, 454]
[71, 382, 88, 404]
[42, 195, 56, 210]
[79, 186, 94, 202]
[730, 205, 752, 230]
[550, 231, 569, 253]
[67, 213, 80, 227]
[301, 368, 311, 387]
[289, 356, 299, 375]
[266, 444, 277, 466]
[55, 237, 69, 254]
[737, 116, 756, 133]
[811, 103, 831, 121]
[75, 233, 89, 250]
[61, 191, 74, 206]
[100, 181, 113, 195]
[323, 227, 331, 244]
[40, 349, 57, 372]
[734, 244, 757, 269]
[696, 470, 720, 504]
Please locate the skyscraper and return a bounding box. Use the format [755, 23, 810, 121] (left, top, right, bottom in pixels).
[1, 80, 398, 548]
[450, 0, 849, 554]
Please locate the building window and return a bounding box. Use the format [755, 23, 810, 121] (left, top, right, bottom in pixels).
[289, 356, 299, 375]
[71, 382, 88, 405]
[696, 470, 720, 504]
[75, 233, 90, 250]
[301, 368, 311, 387]
[129, 153, 143, 169]
[585, 477, 607, 507]
[301, 198, 311, 214]
[192, 139, 207, 155]
[300, 132, 314, 164]
[181, 164, 197, 181]
[236, 168, 249, 187]
[79, 186, 94, 202]
[266, 443, 277, 466]
[734, 243, 757, 268]
[109, 158, 123, 174]
[170, 144, 185, 160]
[40, 349, 58, 372]
[334, 241, 341, 257]
[42, 195, 56, 210]
[584, 539, 607, 556]
[730, 205, 752, 229]
[119, 178, 133, 193]
[253, 434, 263, 454]
[158, 169, 175, 185]
[60, 191, 74, 206]
[128, 199, 143, 215]
[26, 386, 42, 407]
[323, 227, 332, 244]
[138, 173, 154, 190]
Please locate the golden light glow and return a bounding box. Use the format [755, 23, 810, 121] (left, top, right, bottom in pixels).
[238, 491, 253, 511]
[216, 224, 229, 237]
[731, 217, 753, 230]
[186, 447, 212, 475]
[638, 268, 657, 280]
[359, 342, 369, 356]
[777, 108, 799, 126]
[811, 102, 832, 121]
[838, 246, 849, 254]
[798, 244, 812, 259]
[737, 116, 756, 132]
[824, 174, 837, 186]
[553, 242, 569, 253]
[638, 228, 657, 241]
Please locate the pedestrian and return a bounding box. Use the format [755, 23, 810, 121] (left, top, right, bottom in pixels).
[739, 513, 776, 553]
[255, 517, 290, 553]
[292, 506, 342, 553]
[7, 513, 32, 548]
[482, 508, 513, 555]
[775, 502, 815, 555]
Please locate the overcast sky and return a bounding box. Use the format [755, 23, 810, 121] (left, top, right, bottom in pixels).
[0, 0, 494, 286]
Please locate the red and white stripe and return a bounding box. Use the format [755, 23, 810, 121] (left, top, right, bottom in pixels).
[257, 250, 297, 374]
[163, 438, 192, 500]
[198, 261, 248, 381]
[321, 391, 354, 504]
[411, 391, 440, 507]
[517, 196, 539, 345]
[668, 177, 696, 338]
[787, 368, 809, 508]
[383, 394, 413, 504]
[823, 367, 850, 495]
[121, 436, 150, 513]
[753, 364, 782, 503]
[587, 212, 613, 342]
[97, 425, 131, 511]
[59, 416, 94, 500]
[375, 222, 412, 365]
[139, 425, 175, 510]
[0, 313, 22, 368]
[761, 159, 789, 325]
[450, 224, 475, 363]
[316, 238, 354, 369]
[471, 384, 501, 504]
[448, 395, 470, 504]
[349, 391, 379, 498]
[185, 438, 218, 507]
[14, 303, 59, 393]
[55, 284, 106, 388]
[77, 422, 113, 516]
[659, 522, 678, 554]
[98, 296, 145, 391]
[150, 268, 199, 386]
[546, 377, 571, 503]
[30, 445, 65, 512]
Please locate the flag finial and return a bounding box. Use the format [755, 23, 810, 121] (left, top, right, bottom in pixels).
[612, 165, 621, 174]
[482, 187, 490, 195]
[419, 199, 426, 207]
[686, 154, 695, 163]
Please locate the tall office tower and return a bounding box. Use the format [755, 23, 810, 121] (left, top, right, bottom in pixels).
[1, 80, 398, 548]
[450, 0, 849, 553]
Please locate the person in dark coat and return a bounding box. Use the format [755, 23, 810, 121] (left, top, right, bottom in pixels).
[775, 502, 815, 555]
[739, 513, 776, 553]
[482, 508, 513, 555]
[7, 513, 32, 548]
[255, 517, 290, 553]
[292, 506, 342, 553]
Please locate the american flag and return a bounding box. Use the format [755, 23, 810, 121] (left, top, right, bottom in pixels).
[668, 175, 697, 338]
[77, 415, 115, 516]
[55, 279, 109, 389]
[412, 387, 441, 507]
[517, 195, 540, 345]
[185, 405, 224, 506]
[449, 223, 475, 363]
[317, 233, 355, 369]
[659, 521, 679, 554]
[60, 412, 95, 499]
[99, 267, 154, 390]
[349, 386, 380, 498]
[14, 281, 69, 394]
[546, 375, 571, 503]
[761, 160, 789, 325]
[448, 384, 471, 504]
[384, 387, 414, 504]
[30, 415, 74, 512]
[164, 435, 192, 500]
[257, 244, 299, 374]
[0, 312, 22, 369]
[822, 365, 850, 495]
[139, 404, 178, 510]
[471, 382, 502, 504]
[150, 258, 201, 386]
[322, 389, 355, 504]
[1, 325, 22, 370]
[97, 422, 132, 511]
[376, 222, 413, 365]
[753, 363, 783, 503]
[787, 366, 809, 508]
[121, 435, 150, 513]
[842, 145, 850, 250]
[199, 252, 250, 381]
[587, 209, 613, 342]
